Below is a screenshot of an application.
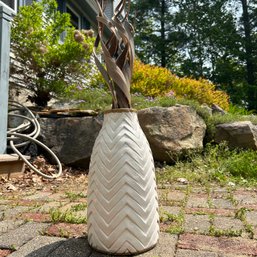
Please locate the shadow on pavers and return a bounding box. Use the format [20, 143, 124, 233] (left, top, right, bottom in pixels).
[23, 237, 136, 257]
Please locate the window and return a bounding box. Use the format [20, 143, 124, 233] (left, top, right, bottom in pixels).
[16, 0, 91, 30]
[66, 4, 81, 29]
[18, 0, 32, 7]
[0, 0, 17, 13]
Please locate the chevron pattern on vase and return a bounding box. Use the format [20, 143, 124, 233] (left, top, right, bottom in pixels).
[87, 110, 159, 255]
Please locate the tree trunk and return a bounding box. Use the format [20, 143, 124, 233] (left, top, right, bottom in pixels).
[240, 0, 256, 110]
[160, 0, 166, 67]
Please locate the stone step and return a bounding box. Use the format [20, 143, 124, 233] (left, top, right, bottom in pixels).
[0, 154, 30, 179]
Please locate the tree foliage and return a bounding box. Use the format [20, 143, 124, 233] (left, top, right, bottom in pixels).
[131, 0, 257, 111]
[131, 0, 179, 69]
[11, 0, 95, 107]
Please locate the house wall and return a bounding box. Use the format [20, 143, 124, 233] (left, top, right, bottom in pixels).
[0, 5, 13, 153]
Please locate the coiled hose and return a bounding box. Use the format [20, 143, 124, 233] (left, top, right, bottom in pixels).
[7, 101, 62, 179]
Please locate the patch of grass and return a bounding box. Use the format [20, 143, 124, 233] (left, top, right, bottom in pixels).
[160, 211, 182, 223]
[224, 150, 257, 179]
[157, 142, 257, 187]
[209, 225, 242, 237]
[166, 225, 184, 235]
[58, 227, 71, 238]
[235, 207, 248, 220]
[70, 203, 87, 212]
[0, 212, 5, 221]
[235, 207, 254, 239]
[10, 244, 17, 251]
[65, 87, 112, 111]
[132, 94, 160, 109]
[208, 213, 243, 238]
[132, 94, 208, 114]
[160, 209, 185, 235]
[50, 208, 87, 224]
[66, 87, 211, 115]
[245, 223, 254, 239]
[65, 192, 85, 202]
[226, 189, 238, 207]
[228, 104, 254, 115]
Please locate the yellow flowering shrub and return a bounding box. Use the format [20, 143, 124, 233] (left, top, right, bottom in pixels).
[132, 60, 176, 96]
[132, 60, 229, 110]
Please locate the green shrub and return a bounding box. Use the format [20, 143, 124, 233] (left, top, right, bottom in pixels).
[228, 104, 254, 115]
[224, 150, 257, 178]
[65, 87, 112, 111]
[11, 0, 94, 107]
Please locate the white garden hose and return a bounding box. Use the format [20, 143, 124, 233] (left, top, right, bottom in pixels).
[7, 101, 62, 179]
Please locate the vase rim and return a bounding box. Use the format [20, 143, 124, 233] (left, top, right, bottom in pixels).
[104, 108, 137, 114]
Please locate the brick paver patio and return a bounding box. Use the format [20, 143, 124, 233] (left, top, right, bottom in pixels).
[1, 172, 257, 257]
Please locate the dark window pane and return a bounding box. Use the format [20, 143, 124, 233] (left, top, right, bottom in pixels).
[66, 5, 80, 29]
[24, 0, 33, 5]
[2, 0, 15, 9]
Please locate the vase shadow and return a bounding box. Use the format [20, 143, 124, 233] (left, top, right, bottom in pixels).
[23, 235, 141, 257]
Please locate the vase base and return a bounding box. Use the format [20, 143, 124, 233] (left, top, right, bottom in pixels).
[88, 242, 158, 256]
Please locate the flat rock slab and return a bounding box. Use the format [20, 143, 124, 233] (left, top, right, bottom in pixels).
[0, 222, 49, 249]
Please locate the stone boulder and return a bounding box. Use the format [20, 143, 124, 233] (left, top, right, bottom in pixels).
[138, 105, 206, 162]
[215, 121, 257, 149]
[39, 116, 103, 169]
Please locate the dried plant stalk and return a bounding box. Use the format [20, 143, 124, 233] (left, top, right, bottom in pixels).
[94, 0, 135, 109]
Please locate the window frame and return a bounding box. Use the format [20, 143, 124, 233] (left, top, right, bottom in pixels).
[66, 3, 81, 30]
[0, 0, 17, 14]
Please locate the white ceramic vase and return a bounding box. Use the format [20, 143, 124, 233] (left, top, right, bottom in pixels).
[87, 109, 159, 255]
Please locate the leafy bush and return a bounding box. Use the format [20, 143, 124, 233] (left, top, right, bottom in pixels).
[11, 0, 94, 107]
[228, 104, 254, 115]
[132, 60, 230, 110]
[65, 87, 112, 111]
[224, 150, 257, 178]
[157, 142, 257, 186]
[132, 60, 174, 97]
